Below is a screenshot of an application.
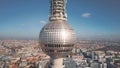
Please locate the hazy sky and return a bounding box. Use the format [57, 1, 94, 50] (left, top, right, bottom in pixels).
[0, 0, 120, 40]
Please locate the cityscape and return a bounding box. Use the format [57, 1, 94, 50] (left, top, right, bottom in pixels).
[0, 0, 120, 68]
[0, 40, 120, 68]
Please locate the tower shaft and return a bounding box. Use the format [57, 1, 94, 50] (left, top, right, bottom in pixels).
[50, 58, 65, 68]
[49, 0, 67, 21]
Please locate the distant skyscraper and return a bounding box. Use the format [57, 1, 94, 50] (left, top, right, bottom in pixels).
[39, 0, 76, 68]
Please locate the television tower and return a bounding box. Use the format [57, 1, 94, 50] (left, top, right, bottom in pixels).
[39, 0, 76, 68]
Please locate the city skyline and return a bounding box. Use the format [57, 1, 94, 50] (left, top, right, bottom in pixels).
[0, 0, 120, 40]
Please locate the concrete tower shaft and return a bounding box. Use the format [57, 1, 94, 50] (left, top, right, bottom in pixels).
[50, 0, 67, 21]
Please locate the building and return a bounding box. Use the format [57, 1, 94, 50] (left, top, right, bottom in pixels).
[39, 0, 76, 68]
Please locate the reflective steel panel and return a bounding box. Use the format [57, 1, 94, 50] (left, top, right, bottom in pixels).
[39, 20, 76, 58]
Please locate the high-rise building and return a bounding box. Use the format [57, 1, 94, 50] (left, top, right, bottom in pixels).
[39, 0, 76, 68]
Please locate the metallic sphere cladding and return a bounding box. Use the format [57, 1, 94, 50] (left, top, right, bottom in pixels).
[39, 20, 76, 58]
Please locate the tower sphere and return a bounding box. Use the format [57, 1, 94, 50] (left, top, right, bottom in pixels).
[39, 20, 76, 58]
[39, 0, 76, 58]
